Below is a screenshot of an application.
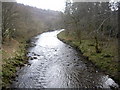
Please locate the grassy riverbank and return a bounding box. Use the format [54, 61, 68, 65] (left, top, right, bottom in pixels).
[2, 39, 28, 88]
[57, 31, 120, 84]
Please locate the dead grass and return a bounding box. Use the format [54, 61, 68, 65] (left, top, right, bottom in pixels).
[2, 38, 20, 60]
[2, 38, 28, 88]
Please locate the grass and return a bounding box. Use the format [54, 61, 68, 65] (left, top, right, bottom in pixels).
[2, 39, 28, 88]
[57, 31, 119, 84]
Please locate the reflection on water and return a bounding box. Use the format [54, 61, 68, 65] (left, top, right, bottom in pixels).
[35, 30, 64, 48]
[12, 29, 119, 89]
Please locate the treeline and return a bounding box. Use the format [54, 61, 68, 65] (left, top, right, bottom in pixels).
[2, 2, 62, 42]
[63, 1, 119, 53]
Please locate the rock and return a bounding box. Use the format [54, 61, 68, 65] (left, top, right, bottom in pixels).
[30, 43, 36, 47]
[34, 53, 37, 56]
[33, 57, 37, 59]
[16, 74, 19, 77]
[27, 52, 30, 54]
[15, 79, 18, 82]
[67, 64, 70, 66]
[37, 55, 40, 56]
[103, 54, 113, 58]
[75, 64, 79, 66]
[84, 56, 88, 60]
[28, 63, 31, 65]
[29, 57, 34, 60]
[29, 56, 37, 60]
[41, 63, 44, 64]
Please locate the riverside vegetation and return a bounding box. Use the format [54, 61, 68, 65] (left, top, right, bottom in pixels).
[58, 31, 119, 84]
[58, 1, 120, 85]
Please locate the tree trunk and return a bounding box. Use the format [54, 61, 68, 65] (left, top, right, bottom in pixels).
[118, 3, 120, 63]
[95, 36, 101, 53]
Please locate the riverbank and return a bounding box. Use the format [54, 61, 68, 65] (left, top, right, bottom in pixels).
[1, 30, 51, 88]
[2, 38, 28, 88]
[57, 31, 120, 85]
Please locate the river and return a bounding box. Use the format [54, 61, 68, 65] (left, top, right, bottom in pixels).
[12, 29, 119, 89]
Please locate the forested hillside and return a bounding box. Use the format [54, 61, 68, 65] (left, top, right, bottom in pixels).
[58, 1, 120, 84]
[2, 2, 62, 42]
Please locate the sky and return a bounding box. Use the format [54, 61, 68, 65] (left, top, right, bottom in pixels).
[16, 0, 66, 11]
[16, 0, 120, 11]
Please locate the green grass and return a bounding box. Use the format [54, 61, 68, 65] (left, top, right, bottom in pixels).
[57, 31, 119, 84]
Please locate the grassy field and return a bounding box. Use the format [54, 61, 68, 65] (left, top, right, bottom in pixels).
[57, 31, 120, 84]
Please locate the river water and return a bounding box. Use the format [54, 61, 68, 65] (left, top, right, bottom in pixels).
[12, 30, 119, 89]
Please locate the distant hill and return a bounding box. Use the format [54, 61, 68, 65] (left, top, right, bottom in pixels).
[2, 2, 63, 41]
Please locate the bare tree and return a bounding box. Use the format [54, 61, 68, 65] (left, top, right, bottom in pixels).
[2, 2, 18, 41]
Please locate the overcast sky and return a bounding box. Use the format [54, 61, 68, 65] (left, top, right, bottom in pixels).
[16, 0, 120, 11]
[16, 0, 66, 11]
